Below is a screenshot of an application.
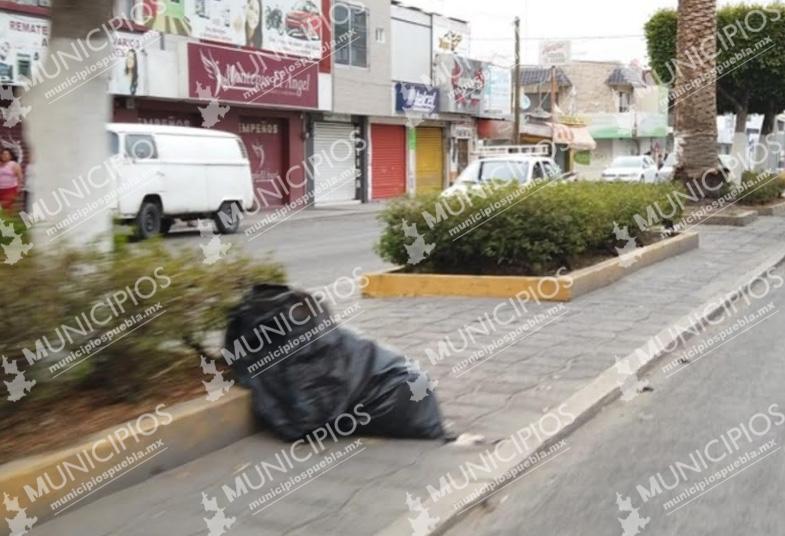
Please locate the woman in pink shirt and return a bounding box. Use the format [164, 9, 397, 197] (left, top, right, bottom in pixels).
[0, 148, 22, 213]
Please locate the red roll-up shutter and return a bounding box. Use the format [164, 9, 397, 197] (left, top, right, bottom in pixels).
[371, 124, 406, 200]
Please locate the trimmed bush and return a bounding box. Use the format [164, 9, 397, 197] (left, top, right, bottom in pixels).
[733, 171, 785, 206]
[0, 230, 285, 415]
[376, 181, 684, 276]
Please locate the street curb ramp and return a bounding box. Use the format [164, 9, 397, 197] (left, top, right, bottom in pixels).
[377, 247, 785, 536]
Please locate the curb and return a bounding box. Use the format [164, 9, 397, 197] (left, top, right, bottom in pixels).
[377, 246, 785, 536]
[0, 389, 253, 528]
[363, 232, 699, 301]
[692, 209, 759, 227]
[752, 200, 785, 217]
[254, 203, 386, 224]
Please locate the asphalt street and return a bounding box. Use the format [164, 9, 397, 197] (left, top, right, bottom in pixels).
[447, 266, 785, 536]
[165, 206, 392, 289]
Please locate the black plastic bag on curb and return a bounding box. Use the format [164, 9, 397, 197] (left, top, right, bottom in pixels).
[223, 284, 445, 441]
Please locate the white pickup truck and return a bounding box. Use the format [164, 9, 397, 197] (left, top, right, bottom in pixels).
[442, 146, 573, 196]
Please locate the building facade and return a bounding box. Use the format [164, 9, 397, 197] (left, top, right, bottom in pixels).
[520, 61, 669, 178]
[1, 0, 510, 210]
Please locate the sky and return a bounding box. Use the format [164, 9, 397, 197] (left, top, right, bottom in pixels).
[401, 0, 750, 67]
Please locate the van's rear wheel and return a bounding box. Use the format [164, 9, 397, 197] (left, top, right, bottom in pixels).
[214, 202, 240, 234]
[136, 201, 162, 239]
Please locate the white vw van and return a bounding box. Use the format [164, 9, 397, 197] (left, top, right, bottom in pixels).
[108, 123, 255, 238]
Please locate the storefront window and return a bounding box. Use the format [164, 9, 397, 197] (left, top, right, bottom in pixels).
[334, 1, 368, 68]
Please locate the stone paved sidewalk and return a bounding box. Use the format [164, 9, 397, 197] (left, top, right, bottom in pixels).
[31, 217, 785, 536]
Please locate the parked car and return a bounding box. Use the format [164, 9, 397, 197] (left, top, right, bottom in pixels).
[442, 154, 570, 197]
[601, 156, 659, 183]
[108, 123, 255, 239]
[656, 153, 734, 182]
[286, 0, 322, 41]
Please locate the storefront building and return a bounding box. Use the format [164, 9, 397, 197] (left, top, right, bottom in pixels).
[3, 0, 332, 210]
[0, 5, 48, 184]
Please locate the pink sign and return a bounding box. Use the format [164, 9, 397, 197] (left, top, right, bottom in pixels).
[188, 42, 318, 109]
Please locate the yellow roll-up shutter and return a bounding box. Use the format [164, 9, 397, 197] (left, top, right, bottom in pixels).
[415, 127, 444, 194]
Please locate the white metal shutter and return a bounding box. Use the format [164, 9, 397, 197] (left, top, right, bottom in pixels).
[313, 122, 358, 204]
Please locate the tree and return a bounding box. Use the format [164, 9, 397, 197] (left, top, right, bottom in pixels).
[673, 0, 719, 188]
[25, 0, 115, 249]
[646, 4, 785, 178]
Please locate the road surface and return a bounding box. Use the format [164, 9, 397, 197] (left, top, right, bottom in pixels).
[448, 266, 785, 536]
[165, 205, 391, 289]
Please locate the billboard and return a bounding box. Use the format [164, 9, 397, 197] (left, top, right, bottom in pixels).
[0, 12, 48, 86]
[481, 64, 511, 117]
[188, 42, 318, 108]
[140, 0, 322, 58]
[109, 31, 158, 97]
[435, 54, 486, 114]
[187, 0, 250, 46]
[261, 0, 324, 59]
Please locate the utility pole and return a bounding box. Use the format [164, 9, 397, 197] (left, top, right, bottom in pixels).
[551, 65, 557, 144]
[512, 16, 521, 144]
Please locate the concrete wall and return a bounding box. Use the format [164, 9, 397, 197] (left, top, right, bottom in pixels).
[560, 61, 620, 114]
[333, 0, 393, 116]
[391, 11, 432, 83]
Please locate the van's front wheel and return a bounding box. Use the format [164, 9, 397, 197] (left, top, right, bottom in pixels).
[213, 202, 240, 234]
[136, 201, 162, 239]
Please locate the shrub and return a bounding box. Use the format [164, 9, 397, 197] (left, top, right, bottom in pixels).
[0, 231, 285, 415]
[733, 171, 785, 206]
[376, 181, 683, 276]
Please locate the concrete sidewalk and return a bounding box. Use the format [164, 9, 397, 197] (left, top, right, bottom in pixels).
[31, 217, 785, 536]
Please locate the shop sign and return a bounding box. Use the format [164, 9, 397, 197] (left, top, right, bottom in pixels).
[0, 12, 48, 86]
[188, 42, 318, 108]
[432, 15, 470, 57]
[451, 124, 474, 139]
[395, 82, 439, 115]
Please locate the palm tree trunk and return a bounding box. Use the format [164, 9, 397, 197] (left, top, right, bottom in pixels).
[26, 0, 114, 249]
[674, 0, 719, 191]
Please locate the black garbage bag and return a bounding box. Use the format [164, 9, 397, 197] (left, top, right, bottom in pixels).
[223, 284, 444, 441]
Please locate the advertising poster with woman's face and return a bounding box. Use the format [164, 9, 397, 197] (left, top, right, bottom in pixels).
[109, 32, 149, 97]
[244, 0, 263, 48]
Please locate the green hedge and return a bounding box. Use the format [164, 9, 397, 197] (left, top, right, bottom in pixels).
[376, 181, 684, 276]
[733, 171, 785, 206]
[0, 230, 285, 414]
